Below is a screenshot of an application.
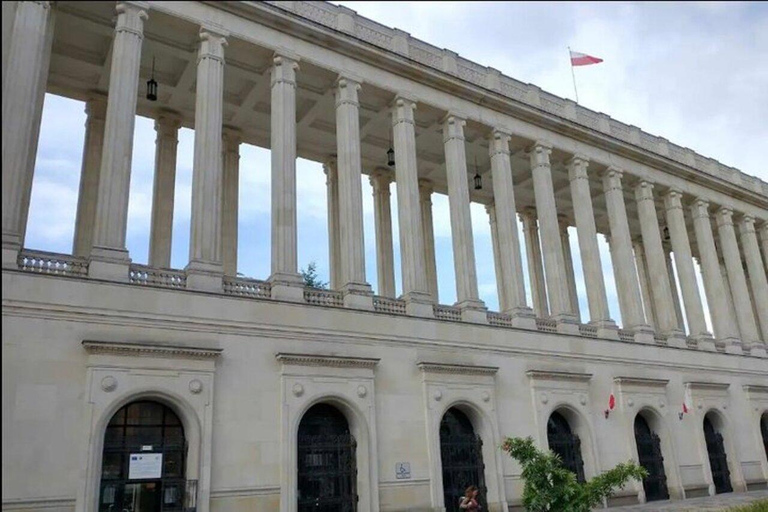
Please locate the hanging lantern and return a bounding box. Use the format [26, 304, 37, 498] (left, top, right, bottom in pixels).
[146, 56, 158, 102]
[387, 147, 395, 167]
[474, 172, 482, 190]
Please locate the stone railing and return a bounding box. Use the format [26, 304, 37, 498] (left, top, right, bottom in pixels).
[434, 305, 461, 322]
[17, 250, 88, 276]
[265, 1, 767, 197]
[535, 318, 558, 333]
[129, 264, 186, 288]
[487, 312, 514, 327]
[223, 276, 271, 298]
[373, 295, 407, 315]
[618, 329, 635, 342]
[578, 324, 598, 338]
[304, 288, 344, 307]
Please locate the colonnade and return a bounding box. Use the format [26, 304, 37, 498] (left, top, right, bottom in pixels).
[3, 1, 768, 354]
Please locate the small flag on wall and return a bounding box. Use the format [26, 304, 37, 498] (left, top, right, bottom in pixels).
[605, 392, 616, 418]
[680, 388, 693, 419]
[570, 50, 604, 67]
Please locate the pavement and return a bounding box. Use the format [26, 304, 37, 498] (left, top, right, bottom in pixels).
[604, 490, 768, 511]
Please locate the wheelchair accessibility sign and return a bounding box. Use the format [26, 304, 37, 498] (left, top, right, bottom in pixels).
[395, 462, 411, 479]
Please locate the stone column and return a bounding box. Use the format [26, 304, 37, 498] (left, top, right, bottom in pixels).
[489, 130, 534, 326]
[635, 181, 684, 344]
[559, 217, 581, 321]
[89, 2, 148, 280]
[370, 170, 395, 298]
[665, 248, 686, 332]
[487, 203, 505, 311]
[391, 96, 432, 316]
[73, 96, 107, 258]
[716, 207, 759, 347]
[691, 199, 740, 351]
[186, 29, 227, 291]
[739, 216, 768, 343]
[221, 128, 240, 277]
[633, 239, 656, 329]
[566, 156, 617, 338]
[602, 168, 652, 341]
[147, 113, 181, 269]
[335, 76, 372, 309]
[520, 209, 548, 318]
[419, 179, 439, 303]
[2, 0, 55, 267]
[441, 114, 486, 323]
[759, 222, 768, 274]
[530, 141, 577, 333]
[324, 159, 341, 290]
[663, 190, 714, 349]
[269, 53, 304, 300]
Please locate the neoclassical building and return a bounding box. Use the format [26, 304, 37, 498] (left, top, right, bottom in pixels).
[2, 2, 768, 512]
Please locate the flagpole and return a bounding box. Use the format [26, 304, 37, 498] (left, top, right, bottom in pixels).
[568, 46, 579, 104]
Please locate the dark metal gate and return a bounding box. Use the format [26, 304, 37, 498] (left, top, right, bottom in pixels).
[704, 416, 732, 494]
[634, 415, 669, 501]
[547, 411, 586, 483]
[440, 408, 487, 512]
[297, 404, 357, 512]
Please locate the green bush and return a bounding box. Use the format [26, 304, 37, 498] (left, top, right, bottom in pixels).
[502, 436, 647, 512]
[728, 501, 768, 512]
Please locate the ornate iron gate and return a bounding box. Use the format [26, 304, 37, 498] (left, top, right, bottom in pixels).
[704, 416, 732, 494]
[634, 415, 669, 501]
[297, 404, 357, 512]
[547, 412, 586, 483]
[440, 408, 487, 512]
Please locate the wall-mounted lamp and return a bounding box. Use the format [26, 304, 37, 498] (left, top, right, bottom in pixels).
[146, 56, 158, 102]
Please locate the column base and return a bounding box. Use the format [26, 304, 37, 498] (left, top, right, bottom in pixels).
[341, 282, 374, 311]
[591, 320, 620, 340]
[269, 272, 305, 302]
[186, 260, 223, 292]
[721, 337, 743, 355]
[553, 313, 579, 335]
[630, 324, 655, 344]
[749, 343, 767, 358]
[402, 291, 435, 318]
[89, 246, 131, 282]
[504, 306, 537, 330]
[664, 330, 688, 349]
[690, 333, 716, 352]
[456, 299, 488, 324]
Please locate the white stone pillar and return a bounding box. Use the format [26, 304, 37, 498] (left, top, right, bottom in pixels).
[391, 96, 432, 317]
[489, 130, 534, 326]
[739, 216, 768, 343]
[559, 217, 581, 321]
[2, 0, 55, 267]
[147, 113, 181, 269]
[520, 209, 548, 318]
[530, 141, 577, 333]
[664, 248, 686, 332]
[269, 53, 304, 300]
[73, 96, 107, 258]
[186, 28, 227, 291]
[635, 181, 684, 343]
[487, 203, 505, 310]
[370, 170, 396, 298]
[419, 179, 439, 303]
[602, 168, 652, 340]
[324, 159, 341, 290]
[663, 190, 714, 348]
[759, 222, 768, 274]
[566, 156, 616, 337]
[633, 239, 656, 329]
[441, 113, 486, 323]
[88, 2, 148, 280]
[335, 75, 372, 309]
[691, 199, 740, 351]
[221, 128, 240, 277]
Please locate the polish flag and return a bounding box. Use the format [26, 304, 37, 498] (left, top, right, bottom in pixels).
[682, 389, 693, 414]
[608, 393, 616, 411]
[570, 50, 604, 67]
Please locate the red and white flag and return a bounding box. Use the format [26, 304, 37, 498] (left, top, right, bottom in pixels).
[570, 50, 603, 67]
[682, 388, 693, 414]
[608, 393, 616, 411]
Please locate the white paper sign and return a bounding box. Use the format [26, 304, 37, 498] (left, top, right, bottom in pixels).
[129, 453, 163, 479]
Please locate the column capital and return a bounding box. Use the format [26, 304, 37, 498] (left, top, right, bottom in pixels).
[334, 74, 362, 108]
[391, 95, 417, 125]
[488, 129, 511, 156]
[271, 53, 300, 87]
[528, 141, 552, 169]
[485, 202, 496, 218]
[418, 178, 434, 196]
[566, 154, 589, 181]
[370, 168, 393, 191]
[715, 206, 734, 227]
[634, 180, 655, 202]
[662, 188, 684, 211]
[84, 95, 108, 120]
[322, 157, 338, 179]
[690, 198, 711, 219]
[155, 111, 182, 134]
[758, 221, 768, 237]
[602, 167, 624, 191]
[441, 113, 466, 142]
[115, 2, 149, 38]
[738, 215, 756, 234]
[519, 206, 537, 224]
[222, 126, 242, 151]
[557, 214, 570, 232]
[198, 28, 228, 62]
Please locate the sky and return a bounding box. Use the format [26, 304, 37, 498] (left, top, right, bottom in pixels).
[25, 2, 768, 330]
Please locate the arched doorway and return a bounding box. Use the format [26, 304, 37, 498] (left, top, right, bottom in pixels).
[547, 411, 585, 482]
[761, 413, 768, 460]
[440, 408, 487, 512]
[297, 403, 357, 511]
[99, 400, 187, 512]
[704, 413, 732, 494]
[634, 414, 669, 501]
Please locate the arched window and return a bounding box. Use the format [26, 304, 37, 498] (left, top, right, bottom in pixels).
[297, 403, 356, 511]
[703, 414, 732, 494]
[547, 411, 585, 482]
[439, 408, 486, 512]
[99, 400, 186, 512]
[634, 414, 669, 501]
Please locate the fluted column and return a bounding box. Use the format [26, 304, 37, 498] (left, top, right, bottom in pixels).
[566, 156, 616, 337]
[269, 53, 304, 300]
[89, 2, 148, 280]
[520, 209, 548, 318]
[633, 239, 656, 329]
[663, 190, 713, 348]
[759, 222, 768, 274]
[324, 159, 341, 290]
[665, 248, 686, 332]
[739, 216, 768, 343]
[442, 114, 486, 322]
[530, 141, 577, 332]
[391, 96, 432, 316]
[691, 199, 740, 351]
[603, 168, 652, 340]
[370, 170, 395, 298]
[2, 0, 55, 267]
[559, 217, 580, 321]
[186, 29, 227, 291]
[419, 179, 439, 303]
[489, 130, 533, 326]
[487, 204, 505, 310]
[147, 113, 181, 268]
[221, 128, 240, 277]
[73, 96, 107, 258]
[635, 181, 683, 342]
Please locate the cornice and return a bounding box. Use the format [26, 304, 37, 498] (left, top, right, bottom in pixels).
[417, 362, 498, 376]
[685, 381, 731, 391]
[526, 370, 592, 382]
[275, 352, 380, 369]
[742, 385, 768, 396]
[82, 340, 222, 359]
[613, 377, 669, 388]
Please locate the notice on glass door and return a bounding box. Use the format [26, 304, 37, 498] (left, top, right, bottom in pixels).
[128, 453, 163, 479]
